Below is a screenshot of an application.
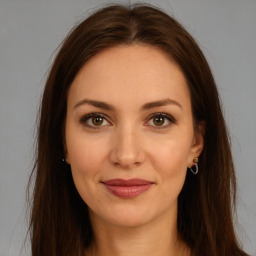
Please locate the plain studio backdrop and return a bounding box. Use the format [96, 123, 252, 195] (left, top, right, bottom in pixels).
[0, 0, 255, 255]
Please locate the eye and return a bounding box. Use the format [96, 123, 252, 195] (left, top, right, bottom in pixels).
[146, 113, 176, 129]
[79, 113, 111, 129]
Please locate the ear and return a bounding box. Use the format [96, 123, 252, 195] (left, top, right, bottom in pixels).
[188, 121, 205, 166]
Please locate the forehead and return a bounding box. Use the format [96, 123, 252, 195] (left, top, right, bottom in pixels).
[68, 44, 191, 110]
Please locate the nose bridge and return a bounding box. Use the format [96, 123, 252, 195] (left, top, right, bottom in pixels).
[109, 122, 145, 168]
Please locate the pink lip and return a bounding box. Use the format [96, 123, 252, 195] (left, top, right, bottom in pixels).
[102, 179, 154, 199]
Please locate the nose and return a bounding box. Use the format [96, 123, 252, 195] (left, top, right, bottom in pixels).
[109, 125, 146, 169]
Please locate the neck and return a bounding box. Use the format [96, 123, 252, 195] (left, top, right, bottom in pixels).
[85, 209, 190, 256]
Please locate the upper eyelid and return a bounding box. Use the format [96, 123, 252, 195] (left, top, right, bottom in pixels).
[146, 112, 176, 122]
[79, 112, 112, 125]
[144, 114, 176, 130]
[80, 112, 111, 120]
[79, 112, 176, 126]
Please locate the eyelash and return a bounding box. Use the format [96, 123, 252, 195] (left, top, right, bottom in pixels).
[146, 112, 176, 129]
[79, 113, 111, 129]
[79, 112, 176, 130]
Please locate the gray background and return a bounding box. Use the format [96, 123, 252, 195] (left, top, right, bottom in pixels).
[0, 0, 255, 255]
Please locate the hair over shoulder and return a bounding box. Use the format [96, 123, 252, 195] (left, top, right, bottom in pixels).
[27, 3, 248, 256]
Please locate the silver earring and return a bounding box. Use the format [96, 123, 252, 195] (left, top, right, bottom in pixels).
[62, 158, 69, 164]
[63, 158, 70, 165]
[189, 157, 199, 175]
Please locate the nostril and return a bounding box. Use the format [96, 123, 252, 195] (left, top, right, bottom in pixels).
[109, 133, 146, 168]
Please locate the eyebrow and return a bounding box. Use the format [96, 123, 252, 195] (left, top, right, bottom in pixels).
[73, 99, 114, 111]
[141, 98, 182, 110]
[73, 98, 182, 111]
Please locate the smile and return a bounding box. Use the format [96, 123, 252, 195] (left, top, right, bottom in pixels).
[101, 179, 154, 199]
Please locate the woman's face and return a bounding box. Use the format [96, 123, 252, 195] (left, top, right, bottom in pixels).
[65, 44, 203, 228]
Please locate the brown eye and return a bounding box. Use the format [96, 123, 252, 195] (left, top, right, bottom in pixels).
[153, 116, 165, 126]
[79, 113, 111, 129]
[146, 113, 176, 129]
[92, 116, 104, 126]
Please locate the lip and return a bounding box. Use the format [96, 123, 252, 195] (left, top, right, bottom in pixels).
[102, 179, 154, 199]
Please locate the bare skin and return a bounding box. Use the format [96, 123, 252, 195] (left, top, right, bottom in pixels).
[65, 44, 203, 256]
[85, 207, 191, 256]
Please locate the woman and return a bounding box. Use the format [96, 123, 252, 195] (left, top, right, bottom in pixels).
[28, 4, 248, 256]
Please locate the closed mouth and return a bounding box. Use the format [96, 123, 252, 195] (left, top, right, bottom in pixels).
[101, 178, 154, 199]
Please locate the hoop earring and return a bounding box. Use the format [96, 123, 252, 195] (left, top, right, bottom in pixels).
[189, 157, 199, 175]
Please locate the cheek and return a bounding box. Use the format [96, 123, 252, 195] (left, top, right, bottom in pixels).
[66, 132, 109, 196]
[66, 130, 109, 174]
[151, 141, 189, 206]
[66, 140, 107, 208]
[148, 136, 191, 194]
[151, 139, 190, 173]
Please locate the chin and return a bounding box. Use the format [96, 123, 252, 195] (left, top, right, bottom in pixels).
[102, 212, 155, 228]
[89, 199, 176, 229]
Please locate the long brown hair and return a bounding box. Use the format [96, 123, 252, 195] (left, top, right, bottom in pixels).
[27, 4, 248, 256]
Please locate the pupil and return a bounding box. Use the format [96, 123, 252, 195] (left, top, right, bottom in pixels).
[93, 116, 103, 126]
[154, 117, 164, 126]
